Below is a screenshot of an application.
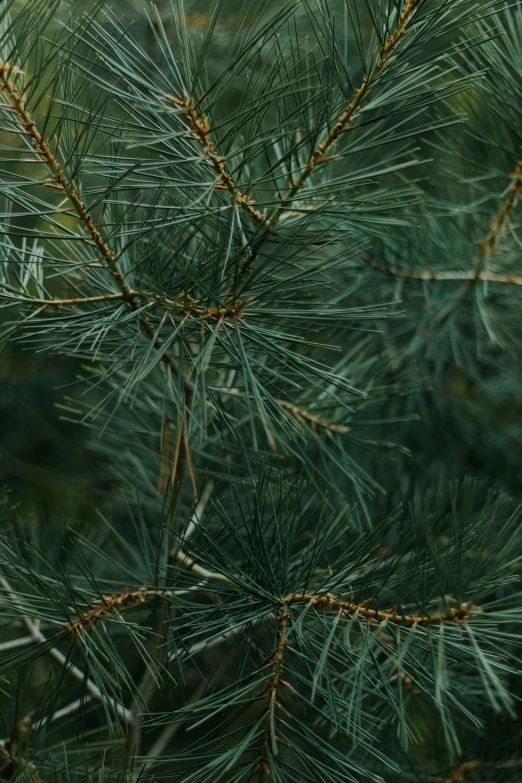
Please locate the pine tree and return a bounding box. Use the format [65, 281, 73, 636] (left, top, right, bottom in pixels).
[1, 0, 522, 781]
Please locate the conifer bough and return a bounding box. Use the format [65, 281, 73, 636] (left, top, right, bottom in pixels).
[0, 1, 522, 782]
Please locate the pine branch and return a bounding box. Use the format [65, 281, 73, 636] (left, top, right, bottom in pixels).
[166, 92, 266, 224]
[271, 1, 418, 227]
[2, 4, 522, 778]
[53, 572, 476, 640]
[362, 252, 522, 286]
[363, 156, 522, 288]
[60, 583, 218, 637]
[0, 64, 137, 303]
[0, 60, 197, 423]
[238, 0, 420, 278]
[56, 579, 476, 638]
[1, 289, 250, 332]
[144, 290, 251, 321]
[1, 62, 204, 519]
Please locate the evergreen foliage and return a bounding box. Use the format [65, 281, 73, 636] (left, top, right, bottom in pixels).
[0, 1, 521, 781]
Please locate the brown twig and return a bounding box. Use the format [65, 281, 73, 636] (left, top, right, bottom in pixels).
[362, 252, 522, 286]
[3, 287, 252, 330]
[285, 592, 475, 629]
[167, 91, 266, 224]
[257, 606, 292, 778]
[144, 290, 252, 321]
[62, 584, 205, 636]
[62, 585, 149, 635]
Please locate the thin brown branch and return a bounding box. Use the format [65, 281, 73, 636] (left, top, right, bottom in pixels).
[257, 606, 292, 778]
[285, 592, 475, 629]
[66, 566, 476, 637]
[5, 287, 252, 329]
[62, 583, 205, 636]
[145, 289, 252, 321]
[476, 159, 522, 275]
[62, 585, 149, 635]
[167, 91, 266, 224]
[362, 253, 522, 286]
